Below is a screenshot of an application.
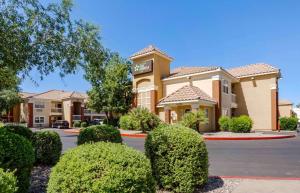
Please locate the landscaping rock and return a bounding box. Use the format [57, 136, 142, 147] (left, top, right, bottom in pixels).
[29, 166, 51, 193]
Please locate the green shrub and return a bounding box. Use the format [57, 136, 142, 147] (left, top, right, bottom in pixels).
[80, 121, 88, 128]
[32, 131, 62, 165]
[47, 142, 156, 193]
[218, 116, 231, 131]
[0, 130, 35, 193]
[0, 121, 4, 127]
[280, 117, 298, 131]
[180, 110, 208, 131]
[0, 168, 18, 193]
[0, 124, 33, 141]
[119, 114, 139, 130]
[77, 124, 122, 145]
[73, 121, 81, 128]
[229, 115, 252, 133]
[145, 124, 208, 193]
[120, 107, 161, 132]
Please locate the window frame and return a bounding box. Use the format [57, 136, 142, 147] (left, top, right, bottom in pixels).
[34, 116, 45, 124]
[222, 79, 229, 94]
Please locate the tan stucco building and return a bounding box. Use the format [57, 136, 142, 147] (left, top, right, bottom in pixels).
[278, 100, 294, 117]
[3, 90, 104, 127]
[130, 45, 281, 131]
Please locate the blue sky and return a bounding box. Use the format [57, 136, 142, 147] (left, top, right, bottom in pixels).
[21, 0, 300, 104]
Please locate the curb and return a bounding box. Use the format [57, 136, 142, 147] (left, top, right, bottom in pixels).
[215, 175, 300, 181]
[64, 129, 296, 140]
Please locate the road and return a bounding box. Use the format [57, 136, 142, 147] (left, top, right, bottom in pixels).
[53, 129, 300, 178]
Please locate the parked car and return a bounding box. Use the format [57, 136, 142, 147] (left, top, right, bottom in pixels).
[89, 119, 103, 125]
[52, 120, 69, 129]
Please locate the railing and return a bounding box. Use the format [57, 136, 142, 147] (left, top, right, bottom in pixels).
[84, 109, 103, 115]
[51, 108, 63, 113]
[72, 115, 81, 121]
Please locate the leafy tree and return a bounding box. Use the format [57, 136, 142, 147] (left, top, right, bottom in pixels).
[0, 90, 22, 115]
[86, 53, 132, 123]
[296, 103, 300, 108]
[0, 0, 106, 113]
[180, 110, 208, 132]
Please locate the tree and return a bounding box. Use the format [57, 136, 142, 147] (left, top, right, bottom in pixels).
[180, 110, 208, 132]
[86, 53, 132, 123]
[0, 90, 22, 115]
[296, 103, 300, 108]
[0, 0, 106, 113]
[0, 0, 105, 78]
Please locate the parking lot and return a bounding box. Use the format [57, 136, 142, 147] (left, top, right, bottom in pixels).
[48, 129, 300, 178]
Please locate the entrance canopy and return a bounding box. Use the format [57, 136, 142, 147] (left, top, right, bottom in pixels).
[157, 85, 216, 107]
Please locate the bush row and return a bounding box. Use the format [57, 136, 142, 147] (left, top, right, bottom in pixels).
[279, 116, 298, 131]
[73, 121, 89, 128]
[218, 115, 253, 133]
[119, 107, 161, 132]
[0, 125, 63, 192]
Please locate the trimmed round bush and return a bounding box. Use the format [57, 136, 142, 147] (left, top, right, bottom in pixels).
[280, 117, 298, 131]
[32, 131, 62, 165]
[73, 121, 81, 128]
[218, 116, 231, 131]
[229, 115, 252, 133]
[0, 130, 35, 193]
[119, 107, 161, 132]
[119, 114, 139, 130]
[145, 124, 208, 193]
[77, 124, 122, 145]
[80, 121, 88, 128]
[47, 142, 156, 193]
[1, 124, 33, 141]
[0, 168, 18, 193]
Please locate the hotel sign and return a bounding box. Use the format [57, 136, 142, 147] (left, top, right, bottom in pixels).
[132, 60, 153, 75]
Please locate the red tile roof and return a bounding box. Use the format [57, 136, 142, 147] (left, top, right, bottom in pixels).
[227, 63, 279, 78]
[158, 85, 216, 105]
[130, 45, 173, 60]
[167, 66, 219, 79]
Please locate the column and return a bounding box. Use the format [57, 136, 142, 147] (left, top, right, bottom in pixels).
[28, 103, 33, 127]
[212, 75, 222, 130]
[164, 106, 171, 124]
[271, 85, 278, 131]
[150, 90, 157, 114]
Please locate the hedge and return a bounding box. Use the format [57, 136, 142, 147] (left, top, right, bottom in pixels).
[47, 142, 156, 193]
[32, 131, 62, 165]
[229, 115, 252, 133]
[280, 117, 298, 131]
[145, 124, 208, 193]
[218, 116, 231, 131]
[119, 107, 161, 132]
[77, 124, 122, 145]
[0, 168, 18, 193]
[0, 130, 35, 193]
[0, 124, 33, 141]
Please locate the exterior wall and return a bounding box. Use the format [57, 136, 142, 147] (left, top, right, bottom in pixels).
[221, 76, 232, 116]
[232, 74, 278, 130]
[29, 98, 51, 127]
[279, 104, 293, 117]
[63, 100, 72, 126]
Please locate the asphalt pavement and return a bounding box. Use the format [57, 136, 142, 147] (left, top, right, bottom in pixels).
[51, 129, 300, 178]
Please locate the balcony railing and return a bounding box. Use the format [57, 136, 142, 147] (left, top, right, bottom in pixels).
[72, 115, 81, 121]
[84, 109, 102, 115]
[51, 108, 63, 113]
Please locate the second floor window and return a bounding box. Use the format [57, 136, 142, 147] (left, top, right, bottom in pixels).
[222, 80, 229, 94]
[34, 103, 45, 109]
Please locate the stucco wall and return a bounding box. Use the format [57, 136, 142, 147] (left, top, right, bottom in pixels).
[221, 76, 232, 117]
[29, 98, 51, 127]
[279, 104, 293, 117]
[232, 74, 277, 130]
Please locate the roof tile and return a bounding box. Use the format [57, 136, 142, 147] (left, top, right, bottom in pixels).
[227, 63, 279, 78]
[130, 45, 172, 60]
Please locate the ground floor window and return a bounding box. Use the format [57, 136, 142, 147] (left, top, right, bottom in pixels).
[34, 116, 45, 124]
[137, 91, 151, 110]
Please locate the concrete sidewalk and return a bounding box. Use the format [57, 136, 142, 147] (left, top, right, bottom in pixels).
[232, 179, 300, 193]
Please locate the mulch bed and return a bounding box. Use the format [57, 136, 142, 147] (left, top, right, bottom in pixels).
[29, 166, 241, 193]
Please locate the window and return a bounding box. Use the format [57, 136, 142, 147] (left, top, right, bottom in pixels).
[222, 109, 229, 116]
[222, 79, 229, 94]
[204, 108, 209, 118]
[34, 116, 44, 124]
[185, 109, 191, 114]
[137, 91, 151, 110]
[34, 102, 45, 109]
